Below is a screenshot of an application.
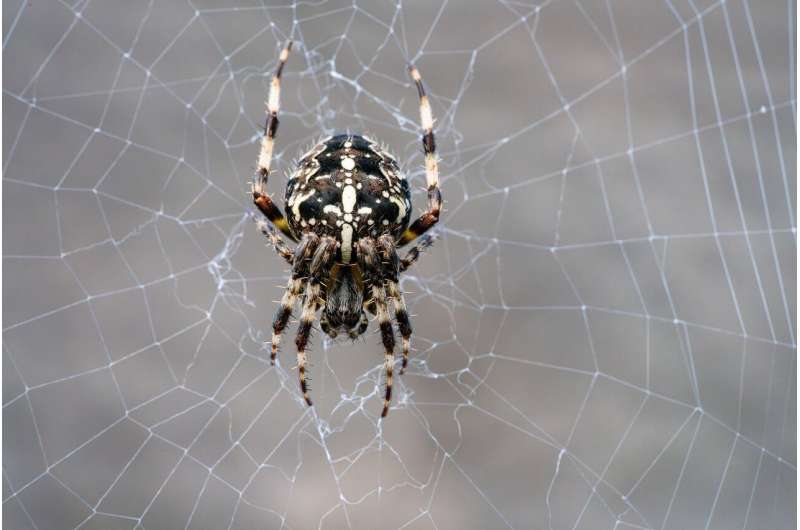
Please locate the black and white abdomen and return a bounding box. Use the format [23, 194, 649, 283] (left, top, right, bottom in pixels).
[284, 134, 412, 262]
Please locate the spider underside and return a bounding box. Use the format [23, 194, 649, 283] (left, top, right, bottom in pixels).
[251, 41, 441, 417]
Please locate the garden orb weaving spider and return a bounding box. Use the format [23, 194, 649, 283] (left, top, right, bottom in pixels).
[251, 41, 441, 417]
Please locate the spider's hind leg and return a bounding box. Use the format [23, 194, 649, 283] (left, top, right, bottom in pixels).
[252, 40, 296, 242]
[400, 66, 441, 246]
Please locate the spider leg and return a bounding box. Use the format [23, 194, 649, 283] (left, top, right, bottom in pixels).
[271, 233, 319, 363]
[386, 281, 411, 374]
[254, 217, 294, 265]
[372, 283, 396, 418]
[400, 66, 441, 246]
[358, 238, 397, 417]
[399, 233, 437, 272]
[252, 40, 297, 242]
[377, 235, 412, 375]
[294, 237, 338, 406]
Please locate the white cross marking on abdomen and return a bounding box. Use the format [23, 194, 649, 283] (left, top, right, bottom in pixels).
[340, 224, 353, 262]
[340, 184, 357, 262]
[342, 185, 357, 214]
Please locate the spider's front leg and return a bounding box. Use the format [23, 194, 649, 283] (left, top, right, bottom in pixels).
[294, 237, 338, 407]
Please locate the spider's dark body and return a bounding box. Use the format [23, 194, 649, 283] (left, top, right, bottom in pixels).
[285, 134, 412, 258]
[251, 42, 441, 417]
[283, 134, 412, 340]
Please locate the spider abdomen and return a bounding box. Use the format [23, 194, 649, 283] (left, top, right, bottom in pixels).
[284, 134, 412, 262]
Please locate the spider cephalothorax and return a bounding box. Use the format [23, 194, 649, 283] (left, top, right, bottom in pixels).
[251, 41, 441, 417]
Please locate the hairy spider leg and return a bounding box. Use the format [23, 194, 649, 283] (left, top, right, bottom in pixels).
[400, 66, 442, 246]
[373, 283, 396, 418]
[399, 233, 437, 272]
[252, 40, 297, 243]
[294, 237, 338, 406]
[255, 218, 294, 265]
[386, 281, 411, 374]
[377, 235, 413, 375]
[270, 233, 319, 363]
[358, 239, 397, 417]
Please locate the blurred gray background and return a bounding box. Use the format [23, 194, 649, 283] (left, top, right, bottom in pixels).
[3, 1, 795, 529]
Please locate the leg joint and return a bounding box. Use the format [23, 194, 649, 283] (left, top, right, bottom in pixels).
[265, 113, 279, 139]
[422, 131, 436, 154]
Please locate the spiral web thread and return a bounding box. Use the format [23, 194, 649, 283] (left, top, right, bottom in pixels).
[3, 1, 796, 529]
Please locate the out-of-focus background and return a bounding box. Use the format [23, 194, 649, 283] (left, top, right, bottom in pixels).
[3, 1, 795, 529]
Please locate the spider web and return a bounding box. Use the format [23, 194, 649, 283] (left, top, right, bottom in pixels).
[3, 0, 796, 528]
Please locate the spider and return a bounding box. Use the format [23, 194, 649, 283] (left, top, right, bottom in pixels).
[251, 41, 441, 418]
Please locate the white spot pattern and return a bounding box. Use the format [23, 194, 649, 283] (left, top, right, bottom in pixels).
[389, 195, 407, 223]
[289, 189, 315, 220]
[323, 204, 342, 216]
